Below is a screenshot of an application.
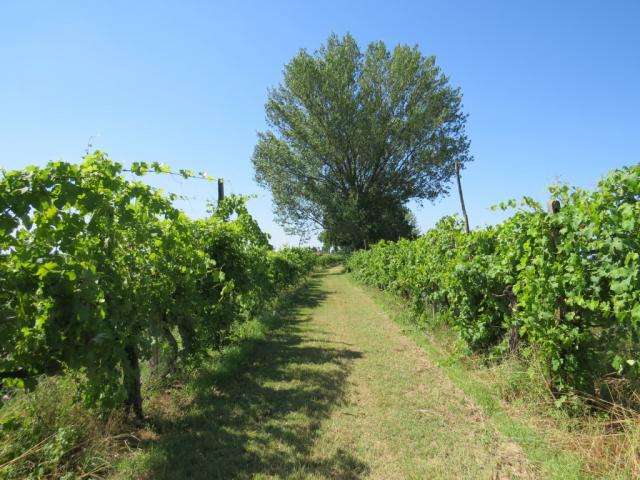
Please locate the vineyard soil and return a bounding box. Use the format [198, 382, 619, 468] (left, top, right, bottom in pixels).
[115, 268, 584, 479]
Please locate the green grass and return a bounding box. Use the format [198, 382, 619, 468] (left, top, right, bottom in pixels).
[0, 375, 126, 479]
[115, 267, 574, 479]
[354, 280, 593, 479]
[5, 267, 599, 478]
[115, 272, 366, 479]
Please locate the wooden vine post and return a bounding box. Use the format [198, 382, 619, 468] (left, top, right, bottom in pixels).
[547, 199, 561, 240]
[218, 178, 225, 203]
[547, 199, 565, 323]
[507, 284, 519, 354]
[455, 160, 470, 234]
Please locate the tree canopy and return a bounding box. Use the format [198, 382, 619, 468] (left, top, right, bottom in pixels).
[252, 33, 471, 249]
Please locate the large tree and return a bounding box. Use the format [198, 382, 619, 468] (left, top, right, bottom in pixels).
[253, 33, 471, 249]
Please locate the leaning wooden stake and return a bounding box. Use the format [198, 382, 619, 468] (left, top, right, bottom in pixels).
[455, 160, 470, 234]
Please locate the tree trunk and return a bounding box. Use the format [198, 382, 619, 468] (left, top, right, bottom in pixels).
[124, 345, 143, 421]
[178, 321, 196, 357]
[455, 160, 470, 234]
[163, 325, 179, 372]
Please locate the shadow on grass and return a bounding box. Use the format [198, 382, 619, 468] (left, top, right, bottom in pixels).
[321, 268, 347, 276]
[141, 275, 368, 479]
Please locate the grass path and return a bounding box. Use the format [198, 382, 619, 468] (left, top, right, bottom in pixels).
[125, 268, 543, 479]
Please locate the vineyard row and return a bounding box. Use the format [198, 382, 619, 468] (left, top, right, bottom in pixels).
[0, 152, 318, 418]
[347, 164, 640, 402]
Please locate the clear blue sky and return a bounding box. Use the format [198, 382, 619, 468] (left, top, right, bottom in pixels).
[1, 1, 639, 247]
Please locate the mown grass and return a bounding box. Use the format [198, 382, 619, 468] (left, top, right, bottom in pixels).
[7, 268, 633, 479]
[356, 279, 639, 479]
[115, 266, 542, 479]
[1, 277, 336, 480]
[306, 268, 530, 479]
[114, 272, 367, 479]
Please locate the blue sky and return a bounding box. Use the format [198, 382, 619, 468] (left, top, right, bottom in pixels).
[1, 1, 638, 247]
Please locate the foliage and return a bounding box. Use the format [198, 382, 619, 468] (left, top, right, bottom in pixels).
[252, 33, 470, 249]
[0, 376, 117, 480]
[0, 152, 317, 420]
[347, 165, 640, 395]
[315, 252, 347, 268]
